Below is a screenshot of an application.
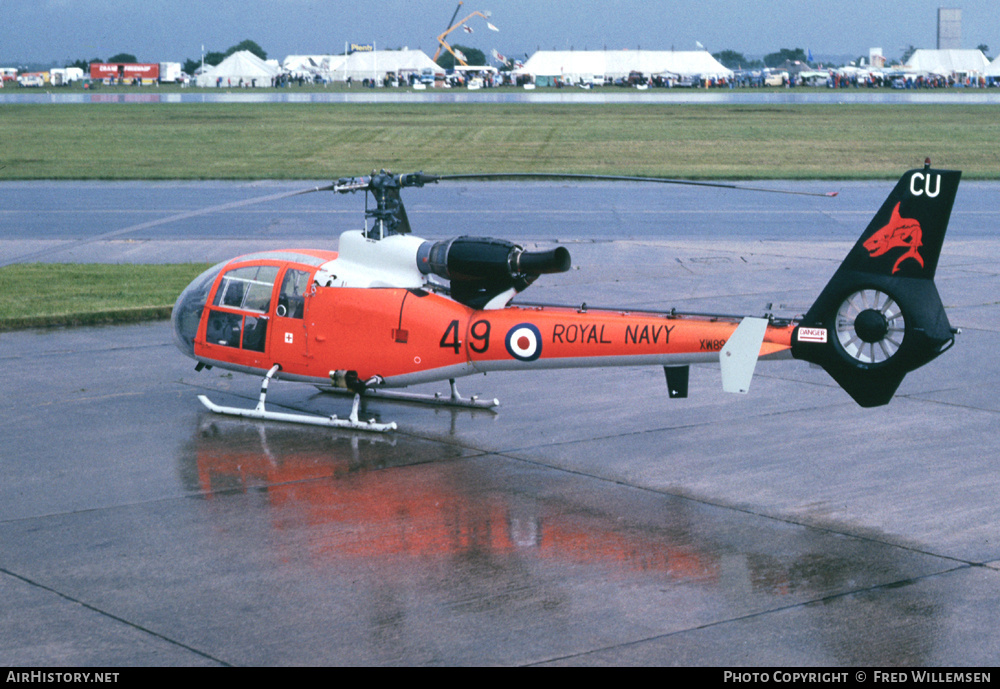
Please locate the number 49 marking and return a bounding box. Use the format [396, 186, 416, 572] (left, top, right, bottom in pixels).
[439, 319, 491, 354]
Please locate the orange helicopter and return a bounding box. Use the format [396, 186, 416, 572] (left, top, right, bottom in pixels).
[172, 163, 960, 432]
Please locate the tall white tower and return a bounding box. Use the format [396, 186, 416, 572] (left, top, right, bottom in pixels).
[937, 8, 962, 49]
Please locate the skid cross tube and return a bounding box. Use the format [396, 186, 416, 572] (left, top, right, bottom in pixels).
[198, 364, 397, 432]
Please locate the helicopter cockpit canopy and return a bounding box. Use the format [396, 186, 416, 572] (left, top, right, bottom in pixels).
[171, 251, 328, 359]
[172, 261, 226, 358]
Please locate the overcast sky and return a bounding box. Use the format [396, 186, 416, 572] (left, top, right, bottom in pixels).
[3, 0, 998, 66]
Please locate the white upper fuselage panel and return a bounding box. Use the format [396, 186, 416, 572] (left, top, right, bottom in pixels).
[314, 231, 428, 289]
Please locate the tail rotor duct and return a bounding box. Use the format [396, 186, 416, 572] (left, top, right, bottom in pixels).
[835, 289, 905, 365]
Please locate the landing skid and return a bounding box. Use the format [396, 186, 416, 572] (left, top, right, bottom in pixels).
[198, 365, 397, 432]
[319, 379, 500, 410]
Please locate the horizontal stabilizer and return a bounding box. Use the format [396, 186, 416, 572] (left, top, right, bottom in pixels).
[720, 317, 769, 394]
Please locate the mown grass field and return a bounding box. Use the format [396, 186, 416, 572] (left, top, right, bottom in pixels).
[2, 100, 997, 329]
[2, 102, 999, 180]
[0, 263, 213, 330]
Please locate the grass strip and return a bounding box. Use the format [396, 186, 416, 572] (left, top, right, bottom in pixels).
[0, 263, 213, 331]
[2, 103, 999, 180]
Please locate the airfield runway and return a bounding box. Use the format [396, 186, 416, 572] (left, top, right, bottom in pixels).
[2, 179, 999, 666]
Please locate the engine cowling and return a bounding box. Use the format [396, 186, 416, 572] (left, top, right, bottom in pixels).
[417, 236, 571, 308]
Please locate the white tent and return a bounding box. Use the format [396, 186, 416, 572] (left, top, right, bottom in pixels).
[196, 50, 281, 87]
[984, 55, 1000, 77]
[905, 49, 989, 76]
[518, 50, 733, 82]
[332, 49, 441, 82]
[283, 55, 348, 81]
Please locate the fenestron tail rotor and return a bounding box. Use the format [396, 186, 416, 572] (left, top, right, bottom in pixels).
[835, 289, 905, 365]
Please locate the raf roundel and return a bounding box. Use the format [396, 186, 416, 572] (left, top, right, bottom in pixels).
[505, 323, 542, 362]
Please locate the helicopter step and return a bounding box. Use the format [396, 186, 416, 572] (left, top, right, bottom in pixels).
[318, 378, 500, 410]
[198, 365, 397, 432]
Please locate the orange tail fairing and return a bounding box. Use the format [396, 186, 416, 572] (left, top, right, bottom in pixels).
[461, 306, 794, 378]
[293, 284, 795, 387]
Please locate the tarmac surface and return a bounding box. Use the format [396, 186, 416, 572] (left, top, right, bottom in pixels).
[2, 179, 999, 666]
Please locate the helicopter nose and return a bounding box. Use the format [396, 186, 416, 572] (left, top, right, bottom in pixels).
[172, 262, 226, 359]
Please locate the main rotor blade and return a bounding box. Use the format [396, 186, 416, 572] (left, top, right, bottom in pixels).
[433, 172, 839, 197]
[0, 183, 335, 267]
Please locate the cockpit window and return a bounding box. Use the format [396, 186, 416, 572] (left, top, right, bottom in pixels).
[276, 268, 311, 319]
[212, 265, 279, 313]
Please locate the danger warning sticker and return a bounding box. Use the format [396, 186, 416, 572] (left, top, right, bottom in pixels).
[797, 327, 828, 344]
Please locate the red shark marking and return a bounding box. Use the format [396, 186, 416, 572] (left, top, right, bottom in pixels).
[863, 202, 924, 274]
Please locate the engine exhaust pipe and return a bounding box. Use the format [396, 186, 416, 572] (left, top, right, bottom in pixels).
[513, 246, 572, 275]
[416, 236, 572, 309]
[417, 237, 571, 282]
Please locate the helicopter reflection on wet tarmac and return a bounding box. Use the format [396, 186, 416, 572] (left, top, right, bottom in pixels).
[176, 417, 947, 666]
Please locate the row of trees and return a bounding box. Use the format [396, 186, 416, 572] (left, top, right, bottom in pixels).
[63, 40, 994, 76]
[714, 48, 814, 70]
[439, 45, 949, 72]
[435, 45, 486, 70]
[715, 45, 993, 71]
[442, 46, 841, 72]
[62, 40, 267, 75]
[65, 39, 489, 76]
[181, 40, 267, 77]
[65, 52, 138, 72]
[442, 46, 825, 72]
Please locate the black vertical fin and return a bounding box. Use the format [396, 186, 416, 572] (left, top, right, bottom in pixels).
[792, 164, 960, 407]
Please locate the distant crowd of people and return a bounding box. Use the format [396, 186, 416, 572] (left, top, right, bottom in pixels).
[141, 69, 1000, 90]
[826, 72, 992, 89]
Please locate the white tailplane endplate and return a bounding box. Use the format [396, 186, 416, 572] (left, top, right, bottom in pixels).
[720, 317, 769, 394]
